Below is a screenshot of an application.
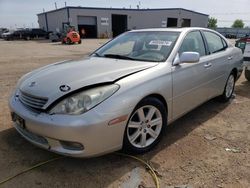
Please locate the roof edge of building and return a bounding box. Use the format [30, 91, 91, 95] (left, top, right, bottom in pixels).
[37, 6, 208, 17]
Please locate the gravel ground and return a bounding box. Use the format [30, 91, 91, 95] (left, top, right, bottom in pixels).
[0, 39, 249, 188]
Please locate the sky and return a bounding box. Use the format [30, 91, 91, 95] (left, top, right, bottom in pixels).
[0, 0, 250, 29]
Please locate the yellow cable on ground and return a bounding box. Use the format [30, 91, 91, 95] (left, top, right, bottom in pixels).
[0, 153, 160, 188]
[115, 152, 160, 188]
[0, 156, 65, 185]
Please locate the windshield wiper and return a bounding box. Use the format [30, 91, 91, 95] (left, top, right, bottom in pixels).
[103, 54, 136, 60]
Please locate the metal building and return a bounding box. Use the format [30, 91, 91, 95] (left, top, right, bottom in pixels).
[37, 7, 208, 38]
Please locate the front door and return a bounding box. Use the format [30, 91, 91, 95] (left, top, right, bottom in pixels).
[172, 30, 211, 119]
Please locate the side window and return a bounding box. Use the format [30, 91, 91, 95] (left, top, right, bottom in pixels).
[179, 31, 206, 57]
[203, 31, 226, 54]
[222, 38, 228, 48]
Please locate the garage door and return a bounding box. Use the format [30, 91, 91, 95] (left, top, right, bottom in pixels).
[77, 16, 97, 25]
[77, 16, 97, 38]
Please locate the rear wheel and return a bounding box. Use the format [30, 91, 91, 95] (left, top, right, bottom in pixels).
[219, 73, 235, 102]
[61, 39, 66, 44]
[123, 97, 167, 154]
[245, 68, 250, 81]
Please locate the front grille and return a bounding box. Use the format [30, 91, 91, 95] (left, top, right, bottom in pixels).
[19, 91, 48, 109]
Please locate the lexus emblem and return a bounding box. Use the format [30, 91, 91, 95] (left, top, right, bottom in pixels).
[59, 85, 71, 92]
[29, 81, 36, 87]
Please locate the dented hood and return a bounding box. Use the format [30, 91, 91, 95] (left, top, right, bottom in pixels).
[19, 57, 157, 108]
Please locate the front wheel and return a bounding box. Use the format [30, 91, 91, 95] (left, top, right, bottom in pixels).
[66, 38, 71, 44]
[123, 97, 167, 154]
[245, 68, 250, 81]
[219, 73, 235, 102]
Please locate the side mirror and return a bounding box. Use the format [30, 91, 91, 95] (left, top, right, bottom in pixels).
[173, 52, 200, 66]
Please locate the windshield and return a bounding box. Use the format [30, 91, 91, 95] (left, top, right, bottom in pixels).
[93, 31, 180, 62]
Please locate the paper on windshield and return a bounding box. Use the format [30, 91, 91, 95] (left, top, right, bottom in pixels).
[149, 40, 172, 46]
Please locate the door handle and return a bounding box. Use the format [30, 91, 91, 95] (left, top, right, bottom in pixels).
[204, 63, 212, 68]
[228, 56, 233, 60]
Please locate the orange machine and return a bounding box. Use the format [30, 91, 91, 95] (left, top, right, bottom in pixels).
[62, 28, 81, 44]
[62, 24, 82, 44]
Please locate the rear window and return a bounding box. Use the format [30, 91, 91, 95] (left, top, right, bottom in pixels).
[203, 31, 227, 54]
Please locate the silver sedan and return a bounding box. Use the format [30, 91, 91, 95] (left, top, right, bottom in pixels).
[9, 28, 243, 157]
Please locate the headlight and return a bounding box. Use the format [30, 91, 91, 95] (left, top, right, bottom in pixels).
[49, 84, 119, 115]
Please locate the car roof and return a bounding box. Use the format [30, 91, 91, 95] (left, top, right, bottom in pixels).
[129, 27, 211, 33]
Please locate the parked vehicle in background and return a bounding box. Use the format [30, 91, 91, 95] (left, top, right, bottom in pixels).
[2, 28, 49, 40]
[0, 28, 8, 38]
[235, 37, 250, 81]
[9, 28, 243, 157]
[2, 29, 27, 40]
[216, 27, 250, 39]
[225, 34, 237, 39]
[49, 32, 61, 42]
[24, 28, 49, 40]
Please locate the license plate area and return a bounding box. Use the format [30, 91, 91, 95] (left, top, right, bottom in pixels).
[11, 112, 26, 129]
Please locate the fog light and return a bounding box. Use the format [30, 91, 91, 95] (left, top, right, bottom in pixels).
[60, 141, 84, 151]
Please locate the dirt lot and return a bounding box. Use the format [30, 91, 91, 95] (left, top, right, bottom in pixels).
[0, 39, 249, 188]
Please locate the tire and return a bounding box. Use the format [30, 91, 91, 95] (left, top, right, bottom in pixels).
[66, 38, 71, 44]
[123, 97, 167, 154]
[78, 39, 82, 44]
[245, 68, 250, 81]
[219, 73, 235, 102]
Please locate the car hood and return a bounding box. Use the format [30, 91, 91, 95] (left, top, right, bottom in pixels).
[19, 57, 158, 108]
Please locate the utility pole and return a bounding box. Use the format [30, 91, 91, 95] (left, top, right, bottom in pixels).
[55, 2, 57, 9]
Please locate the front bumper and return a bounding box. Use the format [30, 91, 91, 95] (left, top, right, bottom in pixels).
[9, 94, 132, 157]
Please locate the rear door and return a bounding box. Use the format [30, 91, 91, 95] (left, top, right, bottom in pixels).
[172, 30, 211, 119]
[202, 31, 231, 98]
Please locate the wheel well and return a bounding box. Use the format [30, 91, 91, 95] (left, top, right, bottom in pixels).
[143, 94, 168, 115]
[231, 68, 238, 79]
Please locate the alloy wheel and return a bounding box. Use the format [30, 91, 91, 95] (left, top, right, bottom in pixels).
[225, 74, 235, 98]
[127, 105, 163, 148]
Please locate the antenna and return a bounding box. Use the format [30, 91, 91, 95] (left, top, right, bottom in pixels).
[65, 2, 67, 7]
[55, 2, 57, 9]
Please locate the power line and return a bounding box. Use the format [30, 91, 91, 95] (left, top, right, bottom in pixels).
[211, 12, 250, 15]
[218, 20, 250, 22]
